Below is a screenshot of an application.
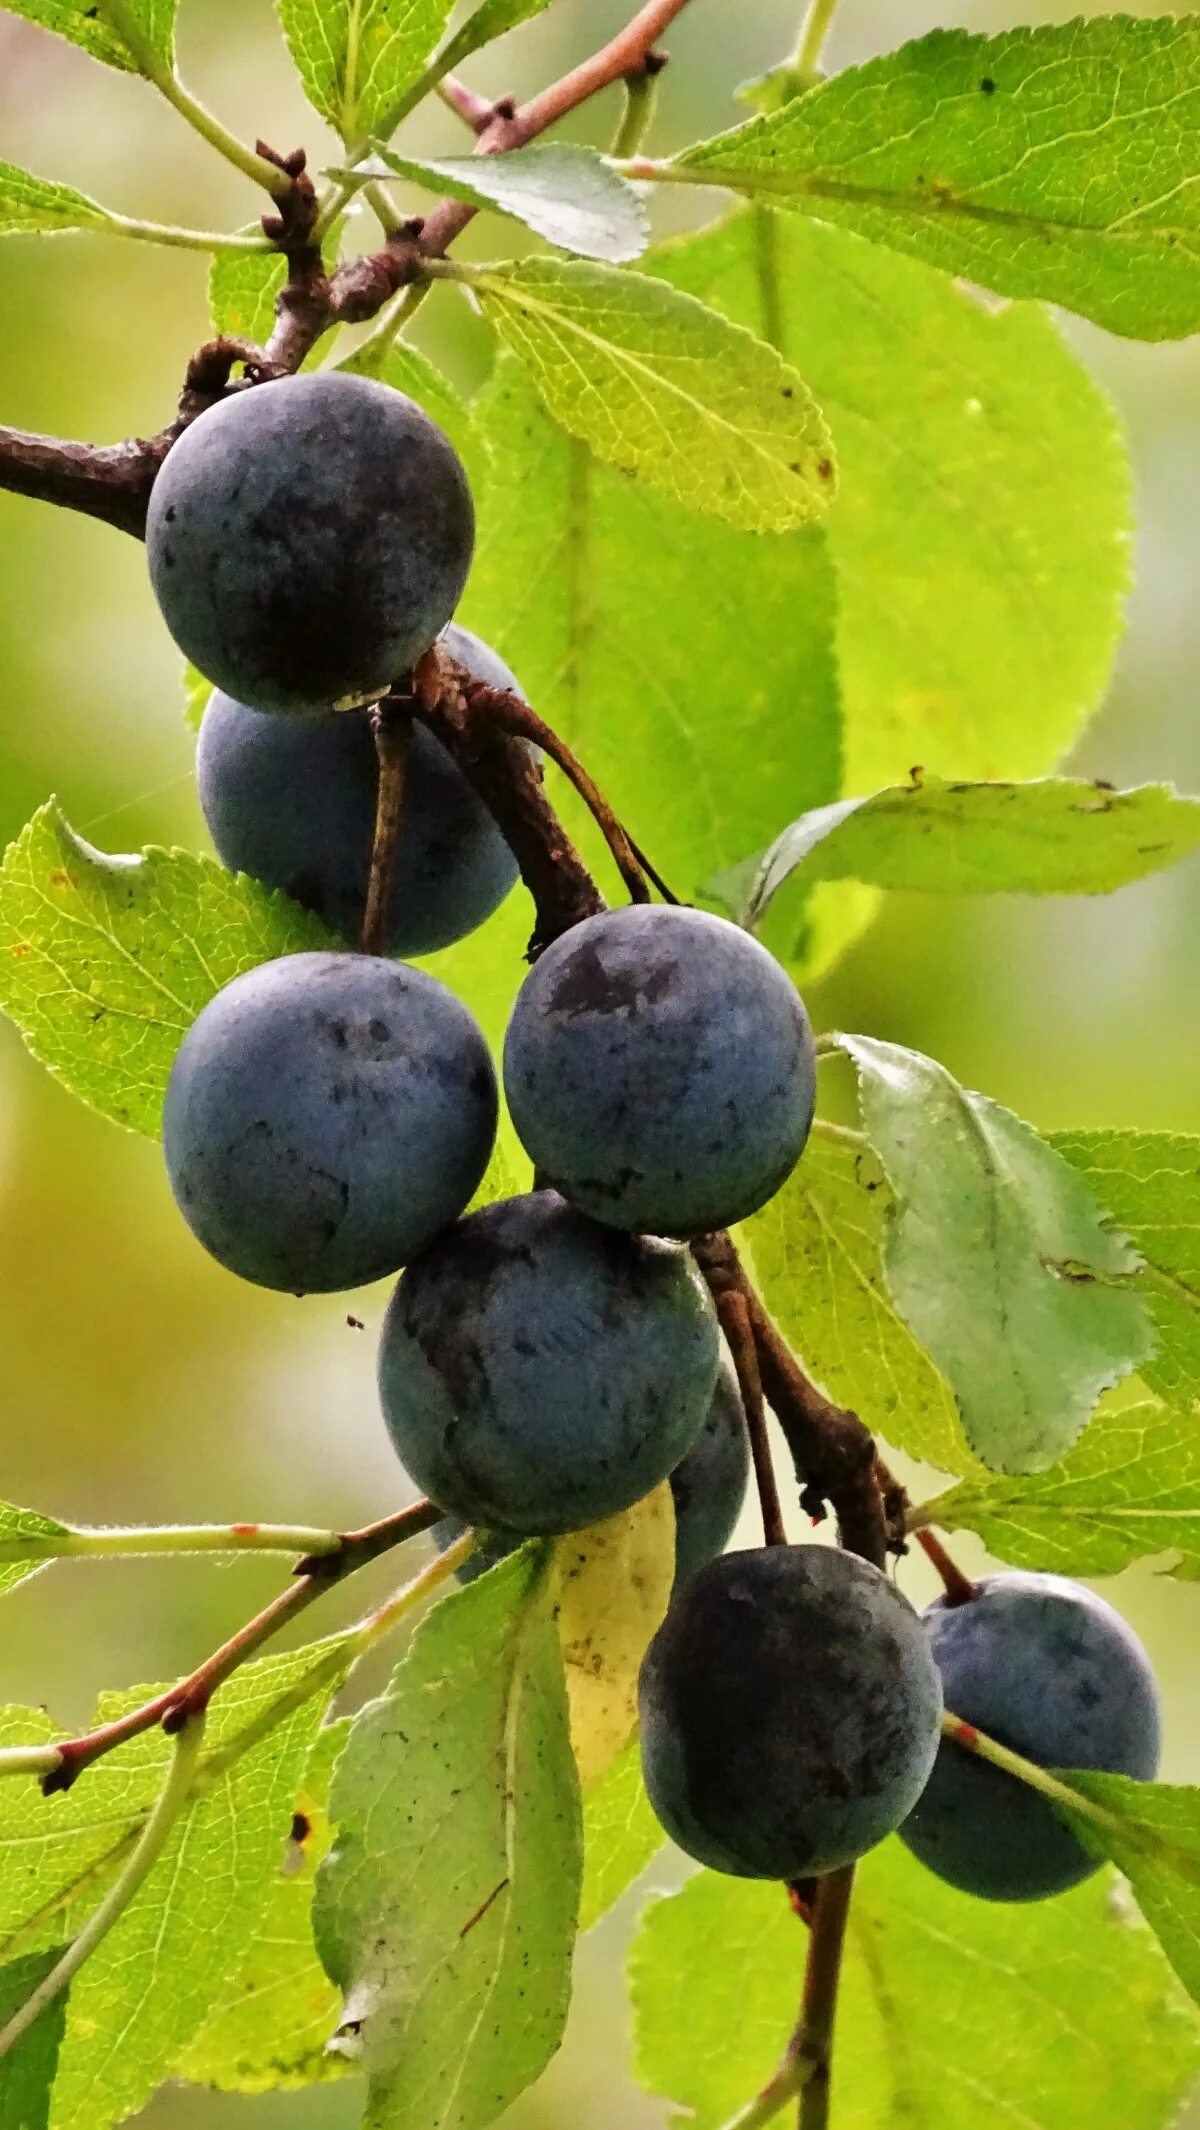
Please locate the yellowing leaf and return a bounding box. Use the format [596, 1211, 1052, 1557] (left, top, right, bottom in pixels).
[553, 1486, 674, 1792]
[468, 257, 835, 532]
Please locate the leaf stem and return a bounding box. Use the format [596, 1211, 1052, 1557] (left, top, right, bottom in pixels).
[790, 0, 842, 83]
[104, 214, 272, 253]
[436, 75, 498, 131]
[99, 0, 289, 198]
[341, 282, 431, 375]
[0, 1520, 345, 1567]
[611, 59, 664, 160]
[940, 1711, 1128, 1841]
[35, 1500, 440, 1794]
[0, 1708, 208, 2063]
[0, 1744, 64, 1782]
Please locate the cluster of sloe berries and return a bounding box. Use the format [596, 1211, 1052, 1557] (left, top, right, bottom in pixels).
[145, 369, 1160, 1906]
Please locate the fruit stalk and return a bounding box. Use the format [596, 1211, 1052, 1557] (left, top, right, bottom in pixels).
[361, 702, 412, 954]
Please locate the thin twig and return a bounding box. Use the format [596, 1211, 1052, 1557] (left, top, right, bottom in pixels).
[722, 1287, 786, 1546]
[361, 703, 412, 954]
[0, 0, 698, 532]
[914, 1527, 978, 1606]
[436, 74, 499, 130]
[0, 1708, 208, 2063]
[410, 656, 605, 955]
[793, 1866, 855, 2129]
[39, 1499, 439, 1794]
[463, 679, 655, 906]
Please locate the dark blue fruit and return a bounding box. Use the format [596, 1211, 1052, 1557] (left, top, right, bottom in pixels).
[670, 1352, 749, 1585]
[196, 626, 522, 956]
[378, 1190, 719, 1534]
[503, 906, 816, 1237]
[432, 1350, 748, 1576]
[163, 952, 496, 1293]
[900, 1571, 1160, 1901]
[639, 1545, 943, 1879]
[147, 373, 474, 716]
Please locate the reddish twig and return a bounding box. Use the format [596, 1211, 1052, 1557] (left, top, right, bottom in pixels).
[42, 1499, 439, 1795]
[692, 1234, 786, 1546]
[914, 1526, 978, 1606]
[791, 1865, 855, 2128]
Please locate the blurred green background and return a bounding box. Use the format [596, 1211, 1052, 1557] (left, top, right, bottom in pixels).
[0, 2, 1197, 2124]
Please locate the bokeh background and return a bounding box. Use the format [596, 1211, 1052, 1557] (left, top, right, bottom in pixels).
[0, 1, 1197, 2123]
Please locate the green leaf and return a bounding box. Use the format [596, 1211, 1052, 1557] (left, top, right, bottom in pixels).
[579, 1738, 663, 1934]
[630, 1843, 1200, 2130]
[428, 0, 556, 77]
[0, 1952, 68, 2130]
[181, 662, 211, 735]
[1051, 1130, 1200, 1408]
[277, 0, 454, 145]
[457, 361, 841, 922]
[340, 337, 485, 488]
[651, 209, 1131, 791]
[741, 1123, 975, 1477]
[0, 0, 157, 72]
[47, 1642, 346, 2129]
[1058, 1773, 1200, 2010]
[0, 1500, 68, 1603]
[350, 145, 647, 262]
[920, 1401, 1200, 1577]
[178, 1721, 350, 2094]
[208, 249, 287, 345]
[314, 1549, 581, 2130]
[674, 18, 1200, 339]
[0, 161, 115, 237]
[466, 257, 835, 533]
[839, 1036, 1154, 1472]
[0, 802, 334, 1135]
[707, 775, 1200, 930]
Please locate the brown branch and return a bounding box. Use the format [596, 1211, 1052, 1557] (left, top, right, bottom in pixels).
[0, 426, 174, 538]
[410, 652, 604, 955]
[0, 0, 696, 536]
[361, 701, 412, 954]
[720, 1284, 786, 1547]
[42, 1498, 439, 1795]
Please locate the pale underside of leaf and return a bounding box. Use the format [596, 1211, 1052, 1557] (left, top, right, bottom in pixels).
[707, 775, 1200, 930]
[840, 1036, 1154, 1472]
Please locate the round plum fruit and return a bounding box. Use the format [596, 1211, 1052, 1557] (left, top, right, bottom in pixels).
[196, 626, 522, 957]
[147, 373, 474, 716]
[378, 1190, 720, 1534]
[900, 1571, 1161, 1901]
[163, 952, 496, 1293]
[431, 1346, 748, 1579]
[502, 905, 816, 1237]
[639, 1545, 943, 1880]
[669, 1351, 750, 1586]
